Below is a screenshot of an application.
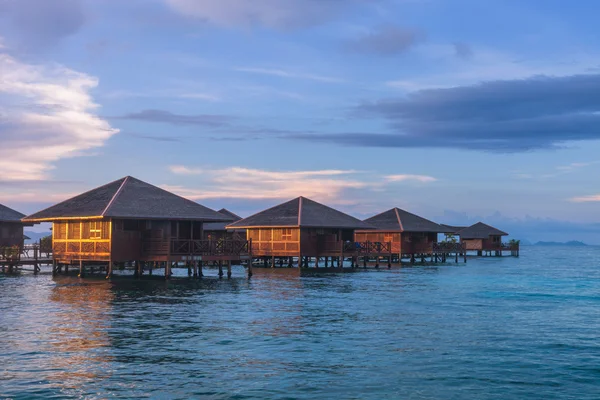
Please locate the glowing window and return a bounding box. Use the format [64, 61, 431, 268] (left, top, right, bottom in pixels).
[90, 221, 102, 240]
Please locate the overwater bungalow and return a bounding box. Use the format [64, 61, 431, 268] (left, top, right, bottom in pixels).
[22, 176, 252, 278]
[0, 204, 30, 266]
[0, 204, 27, 249]
[226, 196, 385, 268]
[203, 208, 245, 241]
[355, 208, 460, 262]
[456, 222, 513, 256]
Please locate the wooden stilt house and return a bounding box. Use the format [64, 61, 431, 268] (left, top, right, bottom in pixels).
[355, 208, 449, 260]
[226, 197, 380, 267]
[456, 222, 509, 253]
[22, 176, 251, 276]
[203, 209, 246, 241]
[0, 204, 27, 249]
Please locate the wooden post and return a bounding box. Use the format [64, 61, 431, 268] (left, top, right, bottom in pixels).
[218, 261, 224, 278]
[227, 261, 232, 279]
[263, 257, 268, 268]
[271, 256, 275, 269]
[165, 261, 171, 280]
[199, 260, 204, 277]
[339, 256, 343, 270]
[106, 259, 113, 279]
[52, 260, 57, 276]
[149, 262, 154, 276]
[247, 259, 253, 278]
[78, 260, 84, 278]
[315, 256, 319, 268]
[193, 261, 198, 277]
[287, 257, 293, 268]
[363, 256, 367, 269]
[375, 256, 379, 269]
[388, 255, 392, 269]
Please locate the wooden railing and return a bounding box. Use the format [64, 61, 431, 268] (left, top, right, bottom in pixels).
[52, 239, 111, 260]
[347, 241, 393, 255]
[482, 243, 520, 251]
[0, 246, 21, 262]
[170, 239, 251, 257]
[432, 242, 466, 253]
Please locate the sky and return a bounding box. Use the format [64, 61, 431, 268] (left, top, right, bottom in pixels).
[2, 0, 600, 243]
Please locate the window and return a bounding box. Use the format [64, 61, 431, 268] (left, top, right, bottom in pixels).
[282, 228, 293, 241]
[90, 221, 102, 240]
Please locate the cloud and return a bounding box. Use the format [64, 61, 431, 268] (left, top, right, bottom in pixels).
[0, 51, 118, 181]
[570, 195, 600, 203]
[346, 25, 422, 55]
[513, 161, 599, 180]
[290, 73, 600, 152]
[385, 174, 437, 183]
[116, 109, 231, 126]
[233, 67, 343, 83]
[163, 0, 371, 29]
[386, 46, 600, 91]
[0, 0, 85, 48]
[167, 165, 436, 204]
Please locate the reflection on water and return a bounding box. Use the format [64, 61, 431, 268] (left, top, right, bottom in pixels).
[45, 278, 114, 390]
[2, 248, 600, 399]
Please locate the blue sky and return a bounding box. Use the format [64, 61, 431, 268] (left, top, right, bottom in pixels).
[2, 0, 600, 243]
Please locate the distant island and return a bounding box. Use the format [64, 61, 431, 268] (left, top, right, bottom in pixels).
[534, 241, 587, 247]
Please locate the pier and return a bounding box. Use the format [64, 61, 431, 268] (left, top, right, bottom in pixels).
[2, 176, 520, 280]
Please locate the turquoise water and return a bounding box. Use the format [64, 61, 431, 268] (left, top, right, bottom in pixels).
[1, 246, 600, 399]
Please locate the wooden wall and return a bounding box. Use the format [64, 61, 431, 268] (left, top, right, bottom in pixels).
[0, 222, 24, 248]
[247, 228, 300, 256]
[53, 220, 112, 261]
[462, 239, 483, 250]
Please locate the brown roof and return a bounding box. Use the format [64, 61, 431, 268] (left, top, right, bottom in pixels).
[457, 222, 508, 239]
[23, 176, 231, 223]
[0, 204, 25, 222]
[227, 197, 373, 230]
[360, 208, 447, 232]
[439, 224, 468, 234]
[204, 208, 243, 231]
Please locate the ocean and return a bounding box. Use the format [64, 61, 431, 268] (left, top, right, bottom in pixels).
[1, 246, 599, 399]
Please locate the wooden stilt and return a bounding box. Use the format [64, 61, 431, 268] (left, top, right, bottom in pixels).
[315, 256, 319, 268]
[187, 261, 192, 277]
[218, 261, 224, 278]
[106, 259, 113, 279]
[247, 259, 253, 278]
[193, 261, 198, 277]
[287, 257, 293, 268]
[199, 260, 204, 277]
[165, 261, 171, 280]
[339, 256, 343, 270]
[388, 256, 392, 269]
[271, 256, 275, 269]
[227, 261, 232, 279]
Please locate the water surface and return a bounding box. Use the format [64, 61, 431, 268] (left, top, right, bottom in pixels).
[2, 246, 600, 399]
